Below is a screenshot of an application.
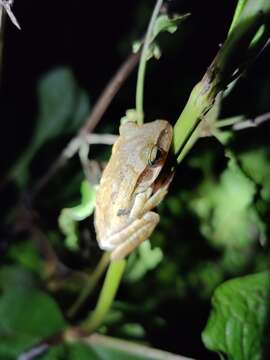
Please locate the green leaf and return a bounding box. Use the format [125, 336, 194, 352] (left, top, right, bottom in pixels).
[240, 148, 270, 201]
[202, 272, 270, 360]
[0, 267, 66, 359]
[10, 67, 90, 188]
[132, 13, 189, 63]
[34, 68, 81, 149]
[188, 262, 224, 299]
[119, 323, 146, 339]
[58, 180, 96, 251]
[152, 14, 190, 40]
[124, 240, 163, 282]
[229, 0, 270, 47]
[41, 343, 97, 360]
[0, 265, 36, 291]
[70, 89, 91, 133]
[7, 240, 43, 274]
[133, 40, 161, 61]
[190, 158, 263, 248]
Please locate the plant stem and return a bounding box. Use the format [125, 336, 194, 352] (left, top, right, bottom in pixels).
[78, 0, 270, 337]
[30, 51, 140, 199]
[173, 81, 211, 162]
[80, 333, 194, 360]
[216, 116, 245, 128]
[136, 0, 163, 125]
[228, 0, 248, 35]
[81, 51, 141, 135]
[173, 0, 268, 163]
[74, 1, 164, 334]
[68, 252, 110, 318]
[82, 259, 126, 334]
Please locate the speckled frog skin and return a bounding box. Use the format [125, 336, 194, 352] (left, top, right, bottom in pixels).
[94, 120, 173, 260]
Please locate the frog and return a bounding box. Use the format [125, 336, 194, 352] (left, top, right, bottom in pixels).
[94, 119, 174, 261]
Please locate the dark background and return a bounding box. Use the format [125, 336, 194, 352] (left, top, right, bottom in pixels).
[0, 0, 237, 172]
[2, 1, 269, 359]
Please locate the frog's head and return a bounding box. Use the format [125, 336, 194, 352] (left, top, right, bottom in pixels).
[132, 120, 173, 194]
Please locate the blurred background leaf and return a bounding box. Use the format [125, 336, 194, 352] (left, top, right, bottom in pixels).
[0, 266, 66, 359]
[58, 180, 96, 251]
[10, 67, 90, 188]
[202, 272, 270, 360]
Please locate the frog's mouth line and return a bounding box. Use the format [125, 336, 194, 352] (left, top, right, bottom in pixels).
[134, 147, 175, 197]
[151, 152, 175, 195]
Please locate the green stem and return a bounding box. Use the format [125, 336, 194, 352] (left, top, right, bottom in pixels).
[78, 0, 164, 335]
[228, 0, 248, 35]
[68, 252, 110, 318]
[79, 0, 270, 337]
[173, 0, 267, 163]
[82, 259, 126, 334]
[216, 115, 245, 128]
[136, 0, 163, 124]
[173, 82, 210, 161]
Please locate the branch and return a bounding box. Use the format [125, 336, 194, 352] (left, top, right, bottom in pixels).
[0, 0, 20, 30]
[19, 330, 195, 360]
[199, 111, 270, 138]
[30, 51, 140, 198]
[81, 51, 140, 135]
[79, 334, 195, 360]
[232, 111, 270, 130]
[173, 0, 270, 163]
[135, 0, 163, 124]
[67, 252, 110, 318]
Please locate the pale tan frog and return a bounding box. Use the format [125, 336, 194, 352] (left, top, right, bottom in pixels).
[94, 120, 174, 261]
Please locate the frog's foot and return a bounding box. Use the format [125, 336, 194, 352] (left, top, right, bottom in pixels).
[110, 212, 159, 261]
[129, 188, 152, 219]
[129, 186, 168, 221]
[142, 186, 168, 214]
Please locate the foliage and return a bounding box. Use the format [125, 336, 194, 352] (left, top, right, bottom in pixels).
[202, 272, 270, 360]
[58, 180, 96, 251]
[1, 1, 270, 360]
[0, 266, 66, 359]
[189, 156, 263, 248]
[10, 67, 90, 188]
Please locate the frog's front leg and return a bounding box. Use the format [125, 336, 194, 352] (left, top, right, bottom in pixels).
[129, 186, 168, 220]
[110, 212, 159, 261]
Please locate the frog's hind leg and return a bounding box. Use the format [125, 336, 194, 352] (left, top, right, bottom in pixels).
[110, 212, 159, 261]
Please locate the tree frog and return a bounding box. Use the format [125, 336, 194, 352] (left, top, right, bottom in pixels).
[94, 120, 174, 261]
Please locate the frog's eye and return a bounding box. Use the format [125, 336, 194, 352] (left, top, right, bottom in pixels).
[148, 145, 164, 166]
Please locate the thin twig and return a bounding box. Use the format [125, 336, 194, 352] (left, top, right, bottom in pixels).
[80, 334, 195, 360]
[136, 0, 163, 124]
[19, 327, 195, 360]
[31, 134, 117, 196]
[18, 344, 49, 360]
[233, 112, 270, 130]
[81, 51, 141, 135]
[30, 51, 140, 199]
[67, 252, 110, 318]
[0, 0, 20, 29]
